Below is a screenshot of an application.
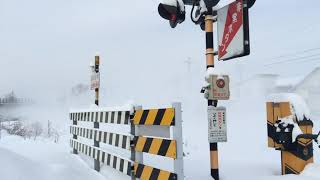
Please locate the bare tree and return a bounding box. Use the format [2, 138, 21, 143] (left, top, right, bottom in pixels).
[47, 120, 52, 138]
[52, 128, 60, 143]
[30, 122, 43, 140]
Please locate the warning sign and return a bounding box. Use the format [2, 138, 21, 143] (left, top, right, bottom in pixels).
[208, 106, 227, 143]
[207, 75, 230, 100]
[90, 72, 100, 90]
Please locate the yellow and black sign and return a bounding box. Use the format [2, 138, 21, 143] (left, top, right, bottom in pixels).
[133, 108, 175, 126]
[134, 136, 177, 159]
[134, 163, 177, 180]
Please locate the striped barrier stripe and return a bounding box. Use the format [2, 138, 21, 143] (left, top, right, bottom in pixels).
[134, 163, 177, 180]
[133, 108, 175, 126]
[69, 111, 130, 125]
[133, 136, 177, 159]
[70, 126, 131, 150]
[70, 139, 132, 176]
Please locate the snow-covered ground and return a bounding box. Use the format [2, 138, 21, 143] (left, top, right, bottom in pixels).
[0, 132, 106, 180]
[1, 95, 320, 180]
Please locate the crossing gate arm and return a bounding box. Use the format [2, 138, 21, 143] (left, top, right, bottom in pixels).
[70, 139, 133, 176]
[69, 110, 131, 125]
[134, 163, 177, 180]
[70, 126, 132, 150]
[133, 136, 177, 159]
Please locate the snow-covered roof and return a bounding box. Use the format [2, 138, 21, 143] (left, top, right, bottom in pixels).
[272, 67, 320, 90]
[291, 67, 320, 91]
[275, 76, 305, 87]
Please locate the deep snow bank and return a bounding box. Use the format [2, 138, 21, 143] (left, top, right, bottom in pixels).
[0, 147, 50, 180]
[0, 134, 106, 180]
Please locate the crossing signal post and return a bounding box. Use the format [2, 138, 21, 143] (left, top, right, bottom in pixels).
[158, 0, 255, 179]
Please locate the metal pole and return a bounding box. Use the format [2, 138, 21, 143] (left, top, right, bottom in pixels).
[205, 10, 219, 180]
[172, 102, 184, 180]
[93, 55, 100, 172]
[130, 113, 136, 180]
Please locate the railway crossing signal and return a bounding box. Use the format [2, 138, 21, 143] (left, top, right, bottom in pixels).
[157, 0, 256, 179]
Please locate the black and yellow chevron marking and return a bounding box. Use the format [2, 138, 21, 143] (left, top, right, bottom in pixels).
[133, 108, 175, 126]
[133, 136, 177, 159]
[134, 163, 177, 180]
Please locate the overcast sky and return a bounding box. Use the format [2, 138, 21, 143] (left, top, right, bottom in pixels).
[1, 0, 320, 105]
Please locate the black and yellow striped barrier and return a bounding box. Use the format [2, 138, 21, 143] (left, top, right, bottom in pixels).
[134, 163, 177, 180]
[70, 126, 131, 150]
[132, 108, 175, 126]
[133, 136, 177, 159]
[70, 139, 132, 176]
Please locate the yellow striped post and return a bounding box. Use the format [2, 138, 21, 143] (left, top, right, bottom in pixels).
[205, 9, 219, 180]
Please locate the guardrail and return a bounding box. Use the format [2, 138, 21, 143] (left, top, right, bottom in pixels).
[70, 102, 184, 180]
[0, 98, 33, 104]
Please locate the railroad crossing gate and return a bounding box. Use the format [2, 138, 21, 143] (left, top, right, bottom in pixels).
[266, 101, 313, 175]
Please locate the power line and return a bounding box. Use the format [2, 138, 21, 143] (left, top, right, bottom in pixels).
[264, 47, 320, 61]
[264, 53, 320, 67]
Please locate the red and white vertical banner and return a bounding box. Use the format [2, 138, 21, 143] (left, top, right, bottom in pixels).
[218, 0, 250, 61]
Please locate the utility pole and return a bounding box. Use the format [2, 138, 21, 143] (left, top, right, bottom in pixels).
[184, 57, 192, 73]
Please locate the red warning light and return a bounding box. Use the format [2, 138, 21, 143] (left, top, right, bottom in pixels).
[216, 79, 225, 88]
